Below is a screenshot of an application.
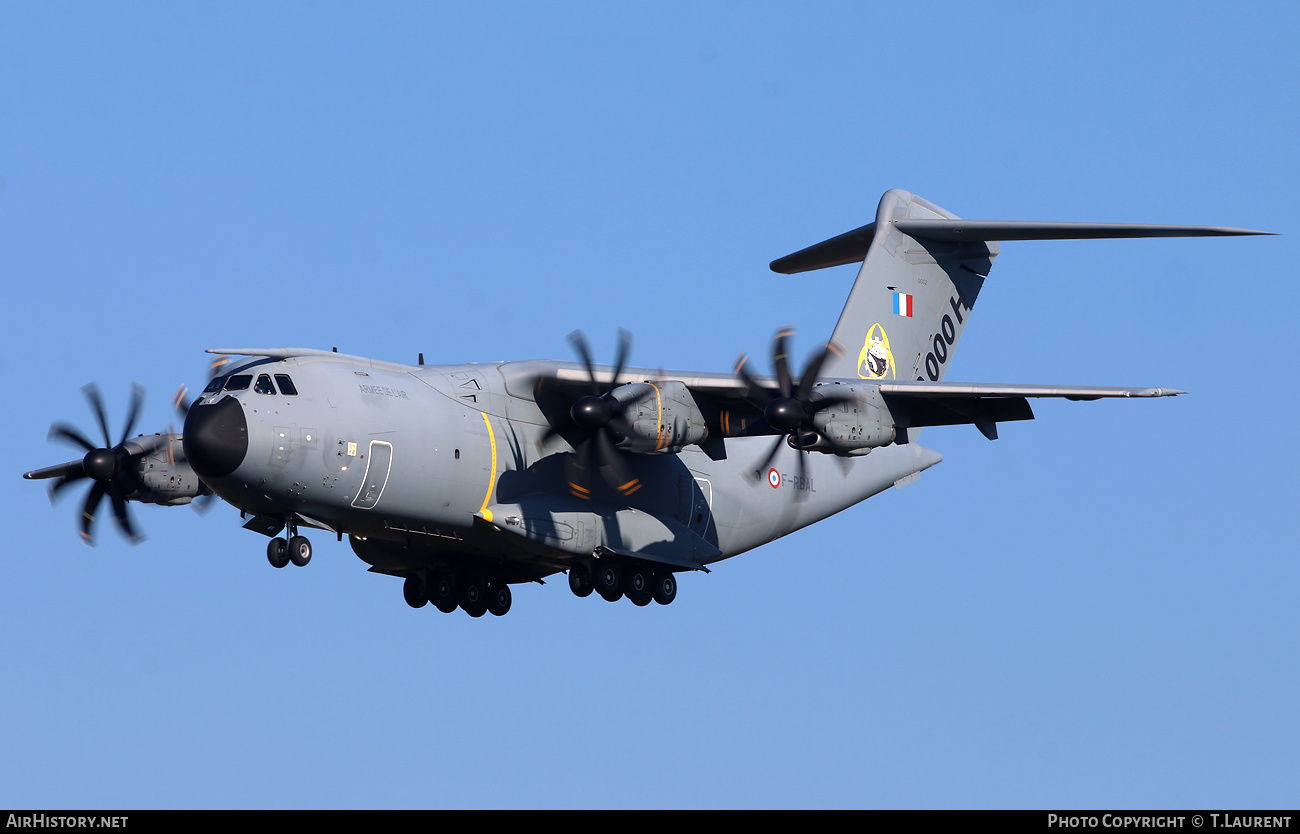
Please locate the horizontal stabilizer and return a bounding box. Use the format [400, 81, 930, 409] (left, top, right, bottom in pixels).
[770, 222, 876, 274]
[772, 216, 1271, 274]
[894, 220, 1273, 242]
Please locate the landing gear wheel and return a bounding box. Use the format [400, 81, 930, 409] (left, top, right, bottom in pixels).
[288, 535, 312, 567]
[594, 563, 622, 602]
[487, 583, 512, 617]
[267, 537, 289, 569]
[568, 567, 593, 598]
[624, 565, 653, 607]
[403, 575, 428, 609]
[429, 576, 458, 614]
[459, 578, 487, 617]
[652, 571, 677, 605]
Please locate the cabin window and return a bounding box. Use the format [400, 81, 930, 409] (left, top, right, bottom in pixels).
[274, 374, 298, 396]
[223, 374, 252, 391]
[254, 374, 276, 395]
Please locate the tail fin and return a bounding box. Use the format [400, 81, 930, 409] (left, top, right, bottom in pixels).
[773, 188, 1270, 382]
[776, 189, 993, 382]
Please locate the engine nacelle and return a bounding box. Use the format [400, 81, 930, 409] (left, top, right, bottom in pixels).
[129, 434, 211, 505]
[809, 383, 895, 455]
[609, 380, 709, 454]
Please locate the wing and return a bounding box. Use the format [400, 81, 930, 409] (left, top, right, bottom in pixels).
[876, 381, 1183, 440]
[518, 359, 1185, 448]
[878, 381, 1183, 400]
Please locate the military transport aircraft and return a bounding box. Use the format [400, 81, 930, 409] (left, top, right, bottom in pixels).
[23, 189, 1269, 617]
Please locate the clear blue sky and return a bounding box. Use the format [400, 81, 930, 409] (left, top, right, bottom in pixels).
[2, 1, 1296, 809]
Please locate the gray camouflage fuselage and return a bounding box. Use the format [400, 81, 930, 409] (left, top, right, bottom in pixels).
[29, 188, 1268, 612]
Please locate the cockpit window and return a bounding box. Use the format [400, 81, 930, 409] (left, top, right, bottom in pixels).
[203, 377, 225, 394]
[274, 374, 298, 396]
[224, 374, 252, 391]
[254, 374, 276, 395]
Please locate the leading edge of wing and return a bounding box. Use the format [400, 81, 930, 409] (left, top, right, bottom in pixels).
[548, 364, 748, 395]
[878, 382, 1185, 400]
[542, 366, 1184, 401]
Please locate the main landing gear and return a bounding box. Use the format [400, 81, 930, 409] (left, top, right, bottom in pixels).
[403, 573, 513, 617]
[568, 559, 678, 607]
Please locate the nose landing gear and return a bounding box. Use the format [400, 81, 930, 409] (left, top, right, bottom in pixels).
[266, 519, 313, 569]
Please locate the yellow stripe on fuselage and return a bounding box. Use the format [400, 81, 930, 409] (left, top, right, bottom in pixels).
[479, 412, 497, 522]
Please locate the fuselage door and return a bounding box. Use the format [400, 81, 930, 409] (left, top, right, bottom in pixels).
[689, 476, 713, 536]
[351, 440, 394, 509]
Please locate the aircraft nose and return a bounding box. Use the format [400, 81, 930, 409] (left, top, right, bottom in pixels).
[183, 395, 249, 479]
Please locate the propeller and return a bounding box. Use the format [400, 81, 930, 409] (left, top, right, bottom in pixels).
[541, 329, 654, 500]
[168, 357, 231, 515]
[24, 383, 168, 545]
[171, 354, 235, 418]
[733, 327, 852, 497]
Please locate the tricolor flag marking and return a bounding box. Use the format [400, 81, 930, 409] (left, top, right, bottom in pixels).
[892, 292, 913, 317]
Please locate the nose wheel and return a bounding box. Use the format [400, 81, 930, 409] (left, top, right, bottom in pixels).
[267, 537, 290, 568]
[266, 524, 312, 569]
[287, 535, 312, 567]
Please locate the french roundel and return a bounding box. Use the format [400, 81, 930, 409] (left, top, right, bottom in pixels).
[768, 468, 781, 489]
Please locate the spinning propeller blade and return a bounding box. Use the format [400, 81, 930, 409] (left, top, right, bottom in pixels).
[734, 329, 851, 499]
[25, 383, 163, 545]
[543, 329, 651, 500]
